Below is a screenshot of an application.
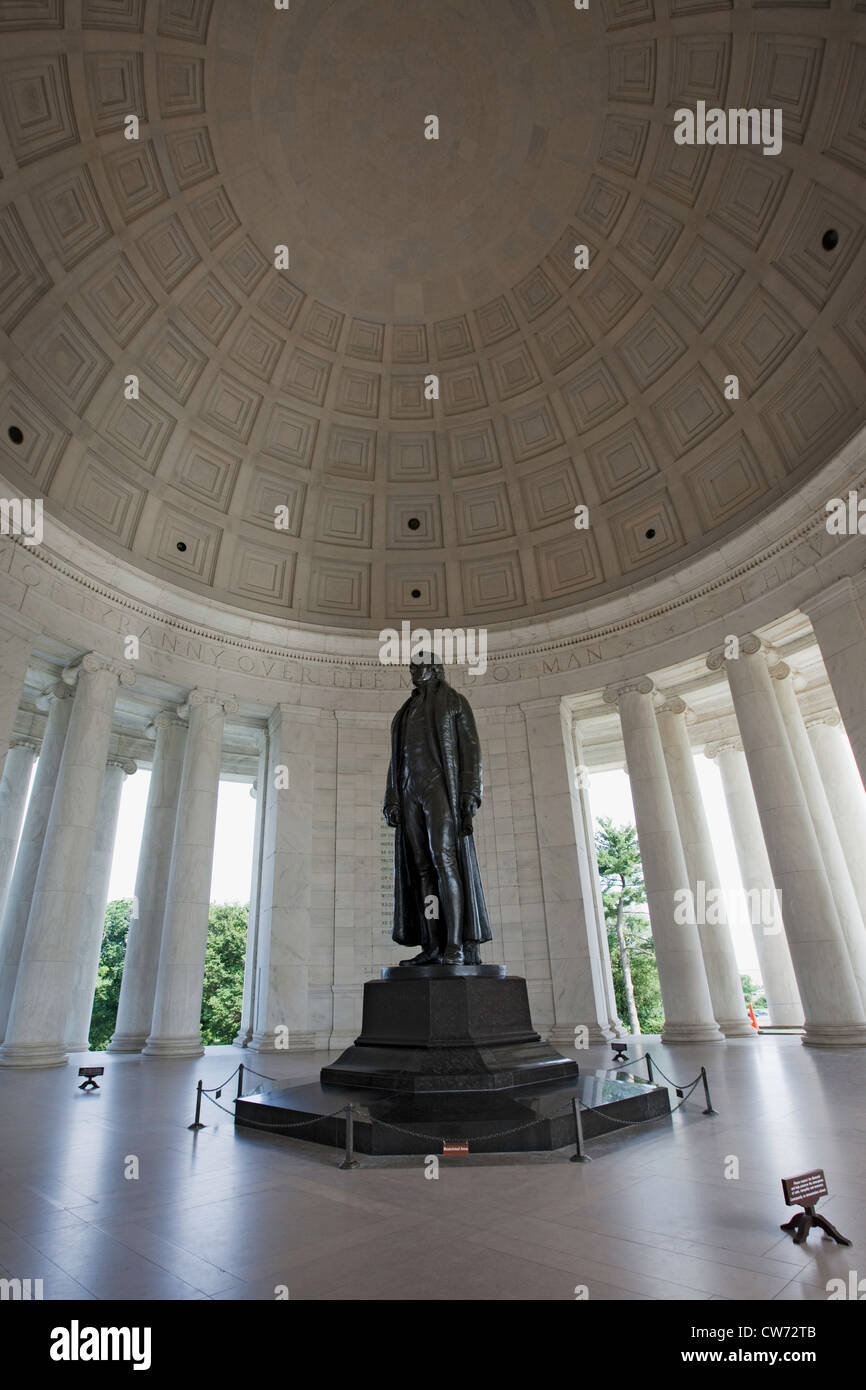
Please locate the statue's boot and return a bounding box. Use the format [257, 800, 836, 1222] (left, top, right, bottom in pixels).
[399, 948, 443, 966]
[442, 919, 464, 966]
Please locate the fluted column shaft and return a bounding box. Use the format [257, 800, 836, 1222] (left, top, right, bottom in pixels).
[143, 692, 235, 1058]
[0, 617, 33, 775]
[771, 665, 866, 1009]
[0, 685, 74, 1037]
[603, 679, 722, 1043]
[807, 717, 866, 920]
[0, 656, 133, 1067]
[522, 698, 614, 1044]
[249, 704, 319, 1053]
[707, 741, 802, 1028]
[234, 739, 267, 1048]
[0, 739, 38, 928]
[656, 700, 751, 1037]
[802, 577, 866, 791]
[573, 722, 624, 1036]
[66, 758, 135, 1052]
[708, 637, 866, 1046]
[109, 715, 188, 1052]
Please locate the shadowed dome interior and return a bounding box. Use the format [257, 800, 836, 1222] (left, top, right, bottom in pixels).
[0, 0, 864, 630]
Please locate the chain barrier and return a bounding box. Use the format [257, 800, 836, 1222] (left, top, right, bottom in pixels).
[600, 1046, 715, 1097]
[188, 1049, 716, 1155]
[644, 1057, 702, 1091]
[199, 1065, 240, 1095]
[202, 1087, 352, 1131]
[238, 1063, 285, 1086]
[600, 1051, 651, 1073]
[370, 1105, 576, 1146]
[575, 1077, 702, 1130]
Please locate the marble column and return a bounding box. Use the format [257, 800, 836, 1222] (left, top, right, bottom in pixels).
[572, 721, 625, 1036]
[249, 704, 319, 1053]
[706, 739, 802, 1028]
[771, 663, 866, 1009]
[707, 636, 866, 1046]
[807, 715, 866, 918]
[143, 691, 236, 1058]
[0, 684, 74, 1038]
[801, 576, 866, 791]
[0, 655, 134, 1067]
[522, 698, 615, 1044]
[656, 698, 752, 1037]
[234, 736, 268, 1048]
[0, 738, 38, 928]
[602, 679, 722, 1043]
[0, 615, 33, 776]
[108, 714, 188, 1053]
[66, 757, 136, 1052]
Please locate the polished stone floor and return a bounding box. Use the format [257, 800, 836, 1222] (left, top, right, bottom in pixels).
[0, 1035, 863, 1301]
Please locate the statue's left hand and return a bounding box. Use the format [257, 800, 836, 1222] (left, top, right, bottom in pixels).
[459, 794, 479, 835]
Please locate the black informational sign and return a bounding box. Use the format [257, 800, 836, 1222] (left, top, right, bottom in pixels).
[782, 1169, 828, 1206]
[780, 1168, 851, 1247]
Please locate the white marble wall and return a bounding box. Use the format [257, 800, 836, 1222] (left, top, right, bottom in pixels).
[272, 696, 570, 1045]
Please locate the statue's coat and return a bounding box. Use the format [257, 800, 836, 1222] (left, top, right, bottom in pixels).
[384, 678, 492, 947]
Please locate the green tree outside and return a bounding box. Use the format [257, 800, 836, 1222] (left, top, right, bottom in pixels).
[200, 903, 248, 1045]
[740, 972, 767, 1014]
[87, 899, 248, 1050]
[89, 897, 133, 1052]
[595, 818, 665, 1036]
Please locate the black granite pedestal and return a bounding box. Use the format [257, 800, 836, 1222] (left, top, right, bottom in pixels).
[234, 1069, 671, 1155]
[320, 971, 578, 1092]
[233, 968, 671, 1155]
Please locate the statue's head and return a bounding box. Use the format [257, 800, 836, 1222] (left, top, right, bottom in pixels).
[410, 652, 446, 687]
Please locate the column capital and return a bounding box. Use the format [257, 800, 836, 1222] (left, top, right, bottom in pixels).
[106, 757, 137, 776]
[706, 633, 763, 671]
[602, 676, 654, 705]
[8, 737, 39, 755]
[655, 695, 691, 718]
[805, 711, 842, 730]
[36, 680, 75, 711]
[146, 711, 188, 737]
[704, 738, 743, 759]
[179, 689, 239, 718]
[770, 661, 808, 694]
[62, 653, 136, 687]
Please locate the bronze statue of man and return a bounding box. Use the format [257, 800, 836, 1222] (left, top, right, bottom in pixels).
[383, 654, 492, 966]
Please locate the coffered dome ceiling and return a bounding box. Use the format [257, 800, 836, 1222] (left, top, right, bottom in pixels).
[0, 0, 864, 629]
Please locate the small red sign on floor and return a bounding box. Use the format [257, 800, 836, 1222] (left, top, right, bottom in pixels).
[442, 1141, 469, 1155]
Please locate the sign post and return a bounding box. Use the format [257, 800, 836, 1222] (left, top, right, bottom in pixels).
[780, 1169, 852, 1246]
